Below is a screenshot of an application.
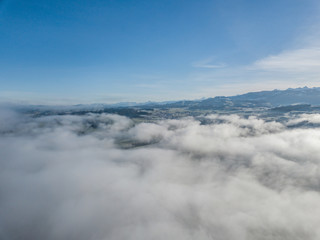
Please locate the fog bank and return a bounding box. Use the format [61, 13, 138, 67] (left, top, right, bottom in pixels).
[1, 113, 320, 240]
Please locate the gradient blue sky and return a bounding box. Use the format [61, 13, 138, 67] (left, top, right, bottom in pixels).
[1, 0, 320, 104]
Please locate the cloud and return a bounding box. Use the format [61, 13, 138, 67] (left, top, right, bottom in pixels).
[287, 113, 320, 125]
[188, 47, 320, 99]
[192, 58, 226, 69]
[1, 112, 320, 239]
[252, 47, 320, 73]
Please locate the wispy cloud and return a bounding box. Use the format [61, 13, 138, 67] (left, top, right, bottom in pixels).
[192, 57, 226, 69]
[252, 47, 320, 72]
[189, 41, 320, 98]
[187, 17, 320, 97]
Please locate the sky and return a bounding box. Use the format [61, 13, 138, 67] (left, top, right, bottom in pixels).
[1, 0, 320, 104]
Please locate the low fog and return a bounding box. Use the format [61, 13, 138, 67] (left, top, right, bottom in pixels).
[1, 111, 320, 240]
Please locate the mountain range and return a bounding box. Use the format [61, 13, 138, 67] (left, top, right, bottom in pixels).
[12, 87, 320, 115]
[142, 86, 320, 110]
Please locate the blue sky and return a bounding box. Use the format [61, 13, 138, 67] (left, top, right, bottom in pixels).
[1, 0, 320, 104]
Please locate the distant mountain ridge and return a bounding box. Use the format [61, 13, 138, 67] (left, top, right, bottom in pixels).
[146, 86, 320, 110]
[231, 86, 320, 106]
[13, 87, 320, 114]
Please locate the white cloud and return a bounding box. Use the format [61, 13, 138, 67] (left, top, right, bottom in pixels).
[287, 113, 320, 125]
[187, 46, 320, 98]
[252, 47, 320, 73]
[1, 112, 320, 239]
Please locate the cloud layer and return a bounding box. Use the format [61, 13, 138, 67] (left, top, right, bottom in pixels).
[1, 112, 320, 240]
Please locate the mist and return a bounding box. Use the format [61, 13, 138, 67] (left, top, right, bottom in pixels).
[1, 112, 320, 240]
